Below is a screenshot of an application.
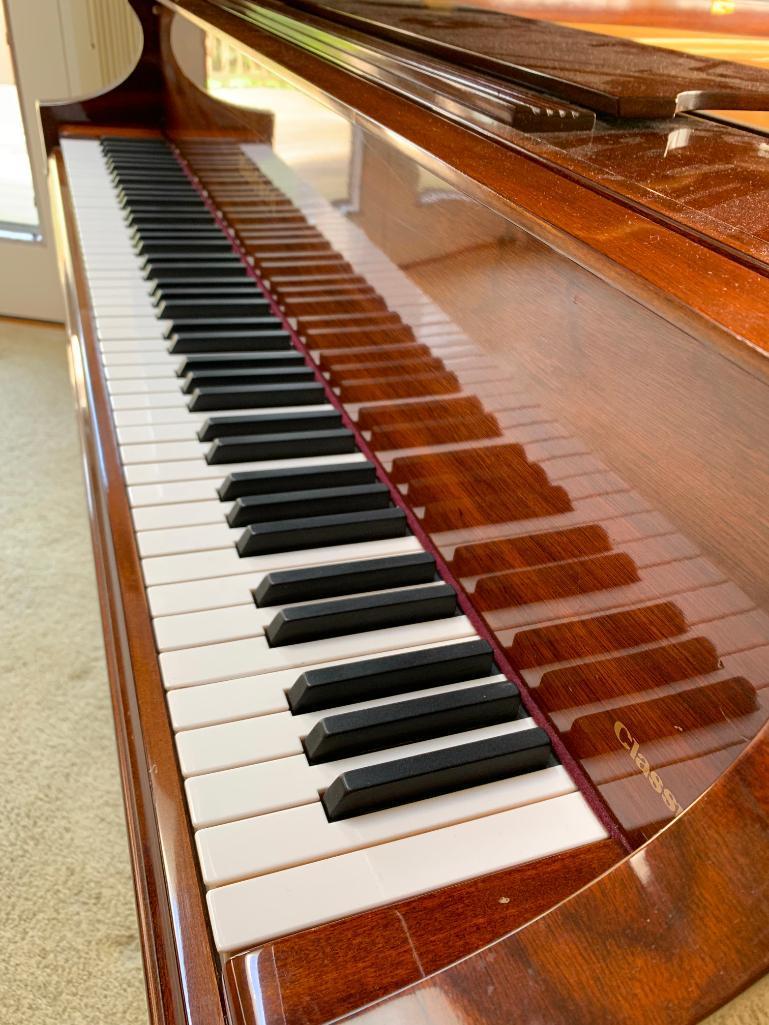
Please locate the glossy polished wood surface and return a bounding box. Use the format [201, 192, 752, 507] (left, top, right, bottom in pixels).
[282, 0, 769, 115]
[225, 838, 623, 1025]
[341, 717, 769, 1025]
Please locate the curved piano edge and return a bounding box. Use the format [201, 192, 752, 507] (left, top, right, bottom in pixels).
[222, 839, 625, 1025]
[330, 720, 769, 1025]
[47, 149, 227, 1025]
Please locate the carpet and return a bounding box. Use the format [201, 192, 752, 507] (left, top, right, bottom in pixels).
[0, 320, 146, 1024]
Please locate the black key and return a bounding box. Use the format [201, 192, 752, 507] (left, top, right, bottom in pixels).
[135, 232, 224, 247]
[287, 638, 494, 713]
[134, 227, 222, 239]
[149, 263, 252, 282]
[218, 461, 377, 501]
[199, 409, 341, 439]
[138, 238, 234, 257]
[206, 427, 355, 464]
[164, 316, 280, 338]
[156, 285, 262, 303]
[144, 254, 242, 273]
[180, 352, 306, 377]
[322, 726, 553, 821]
[113, 173, 191, 185]
[254, 551, 436, 606]
[236, 508, 409, 557]
[128, 204, 209, 218]
[122, 193, 205, 207]
[189, 382, 325, 412]
[125, 197, 206, 209]
[131, 214, 216, 228]
[153, 280, 253, 300]
[304, 680, 520, 763]
[116, 177, 189, 186]
[265, 582, 456, 647]
[160, 297, 271, 320]
[227, 483, 390, 528]
[184, 366, 315, 394]
[168, 330, 292, 354]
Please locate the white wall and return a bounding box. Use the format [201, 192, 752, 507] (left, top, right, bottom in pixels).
[0, 0, 142, 320]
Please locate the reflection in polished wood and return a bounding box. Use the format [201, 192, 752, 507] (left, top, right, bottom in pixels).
[225, 838, 624, 1025]
[282, 0, 769, 115]
[178, 136, 769, 855]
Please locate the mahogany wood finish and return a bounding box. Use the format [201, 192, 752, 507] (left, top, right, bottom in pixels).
[214, 0, 597, 132]
[173, 0, 769, 274]
[339, 718, 769, 1025]
[224, 838, 624, 1025]
[160, 0, 769, 356]
[284, 0, 769, 115]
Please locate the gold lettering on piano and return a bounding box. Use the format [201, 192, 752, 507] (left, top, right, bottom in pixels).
[614, 721, 684, 816]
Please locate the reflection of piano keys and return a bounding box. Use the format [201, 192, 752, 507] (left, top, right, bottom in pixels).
[185, 140, 769, 844]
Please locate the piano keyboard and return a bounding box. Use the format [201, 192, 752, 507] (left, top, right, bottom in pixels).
[217, 138, 769, 788]
[62, 136, 608, 955]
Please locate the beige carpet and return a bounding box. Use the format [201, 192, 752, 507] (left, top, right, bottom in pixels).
[0, 320, 147, 1025]
[1, 317, 767, 1025]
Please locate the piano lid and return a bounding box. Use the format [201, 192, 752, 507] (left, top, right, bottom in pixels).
[268, 0, 769, 116]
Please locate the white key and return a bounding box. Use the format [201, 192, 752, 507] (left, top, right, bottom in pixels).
[183, 711, 524, 802]
[120, 439, 209, 465]
[196, 763, 575, 885]
[154, 578, 443, 651]
[167, 636, 469, 730]
[111, 391, 188, 412]
[205, 790, 605, 951]
[97, 319, 172, 339]
[113, 404, 323, 428]
[117, 404, 334, 446]
[147, 536, 422, 616]
[129, 479, 231, 508]
[137, 522, 236, 558]
[132, 499, 229, 531]
[161, 615, 474, 688]
[180, 671, 504, 775]
[108, 377, 183, 395]
[124, 451, 365, 486]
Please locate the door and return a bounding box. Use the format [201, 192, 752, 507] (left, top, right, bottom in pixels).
[0, 0, 141, 321]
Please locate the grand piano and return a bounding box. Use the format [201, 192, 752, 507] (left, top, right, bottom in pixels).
[43, 2, 769, 1023]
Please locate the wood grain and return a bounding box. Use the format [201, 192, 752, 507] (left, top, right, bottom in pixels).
[338, 716, 769, 1025]
[182, 134, 769, 854]
[225, 838, 624, 1025]
[281, 0, 769, 116]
